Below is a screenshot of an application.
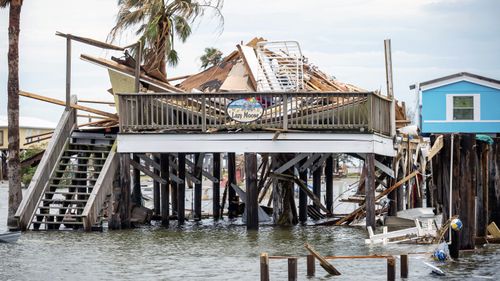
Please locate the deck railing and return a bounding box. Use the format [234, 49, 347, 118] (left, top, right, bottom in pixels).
[117, 92, 392, 136]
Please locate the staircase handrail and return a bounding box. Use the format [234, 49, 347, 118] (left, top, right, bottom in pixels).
[82, 142, 118, 231]
[15, 108, 76, 230]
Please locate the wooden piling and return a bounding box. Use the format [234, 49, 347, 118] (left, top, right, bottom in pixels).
[171, 156, 178, 215]
[132, 154, 142, 206]
[400, 254, 408, 278]
[119, 153, 131, 228]
[153, 154, 161, 216]
[312, 158, 322, 214]
[272, 154, 298, 225]
[307, 254, 315, 276]
[387, 256, 396, 281]
[488, 138, 500, 226]
[160, 153, 170, 227]
[325, 155, 334, 213]
[194, 153, 202, 221]
[177, 153, 186, 225]
[288, 258, 297, 281]
[260, 253, 270, 281]
[246, 153, 259, 230]
[365, 153, 376, 228]
[213, 153, 221, 220]
[298, 157, 308, 223]
[228, 152, 238, 219]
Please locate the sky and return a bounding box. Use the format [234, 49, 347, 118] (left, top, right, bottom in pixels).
[1, 0, 499, 124]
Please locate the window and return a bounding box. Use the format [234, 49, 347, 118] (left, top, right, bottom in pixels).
[446, 94, 480, 121]
[453, 96, 474, 120]
[0, 130, 3, 146]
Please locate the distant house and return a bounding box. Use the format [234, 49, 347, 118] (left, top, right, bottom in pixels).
[411, 72, 500, 135]
[0, 116, 55, 180]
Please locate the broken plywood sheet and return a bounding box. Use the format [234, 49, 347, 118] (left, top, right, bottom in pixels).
[220, 61, 254, 92]
[108, 69, 135, 111]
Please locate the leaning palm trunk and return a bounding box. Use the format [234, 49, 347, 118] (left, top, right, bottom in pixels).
[6, 0, 22, 229]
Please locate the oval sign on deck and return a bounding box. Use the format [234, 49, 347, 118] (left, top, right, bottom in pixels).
[226, 98, 264, 123]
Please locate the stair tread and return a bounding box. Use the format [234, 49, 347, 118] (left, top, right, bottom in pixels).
[66, 149, 110, 153]
[32, 221, 83, 225]
[34, 213, 85, 217]
[38, 206, 85, 209]
[54, 170, 101, 174]
[45, 191, 91, 195]
[51, 177, 98, 181]
[49, 184, 94, 188]
[60, 156, 108, 160]
[41, 199, 88, 203]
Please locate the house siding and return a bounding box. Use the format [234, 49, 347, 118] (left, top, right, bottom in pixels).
[421, 80, 500, 133]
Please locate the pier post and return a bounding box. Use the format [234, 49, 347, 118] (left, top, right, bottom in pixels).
[177, 153, 186, 225]
[288, 257, 298, 281]
[400, 254, 408, 278]
[306, 254, 315, 276]
[272, 154, 298, 225]
[298, 157, 308, 223]
[260, 253, 270, 281]
[160, 153, 170, 227]
[246, 153, 259, 230]
[213, 153, 221, 220]
[325, 155, 334, 213]
[365, 153, 376, 229]
[194, 153, 202, 221]
[153, 154, 161, 216]
[387, 256, 396, 281]
[312, 158, 322, 214]
[228, 152, 238, 219]
[171, 155, 178, 215]
[131, 154, 142, 207]
[119, 153, 131, 228]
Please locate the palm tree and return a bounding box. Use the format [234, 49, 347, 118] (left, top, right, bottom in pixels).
[200, 47, 222, 69]
[109, 0, 223, 81]
[1, 0, 23, 229]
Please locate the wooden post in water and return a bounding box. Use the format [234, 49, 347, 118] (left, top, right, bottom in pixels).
[153, 154, 161, 216]
[298, 157, 308, 223]
[387, 256, 396, 281]
[272, 154, 298, 225]
[160, 153, 170, 227]
[177, 153, 186, 225]
[213, 153, 221, 220]
[288, 257, 298, 281]
[194, 153, 202, 221]
[307, 254, 315, 277]
[489, 138, 500, 226]
[246, 153, 259, 230]
[260, 253, 270, 281]
[312, 158, 322, 214]
[325, 155, 334, 213]
[119, 153, 131, 228]
[132, 154, 142, 206]
[365, 153, 376, 228]
[171, 155, 178, 215]
[458, 134, 476, 250]
[400, 254, 408, 278]
[228, 152, 238, 219]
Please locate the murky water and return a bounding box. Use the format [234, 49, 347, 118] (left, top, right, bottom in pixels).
[1, 184, 499, 280]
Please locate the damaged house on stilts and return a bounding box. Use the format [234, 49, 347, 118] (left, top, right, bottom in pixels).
[15, 34, 412, 232]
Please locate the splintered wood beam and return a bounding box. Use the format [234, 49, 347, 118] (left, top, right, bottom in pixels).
[273, 153, 310, 174]
[354, 153, 395, 179]
[299, 153, 322, 172]
[78, 99, 115, 105]
[185, 158, 219, 182]
[335, 170, 419, 225]
[304, 243, 341, 276]
[168, 157, 201, 185]
[55, 31, 124, 51]
[20, 90, 117, 119]
[310, 153, 331, 173]
[271, 172, 330, 215]
[130, 158, 167, 185]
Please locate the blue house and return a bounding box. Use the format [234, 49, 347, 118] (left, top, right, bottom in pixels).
[411, 72, 500, 135]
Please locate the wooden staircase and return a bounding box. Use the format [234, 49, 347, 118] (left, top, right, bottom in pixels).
[31, 131, 116, 230]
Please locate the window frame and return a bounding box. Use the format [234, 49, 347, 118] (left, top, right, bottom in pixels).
[446, 94, 480, 121]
